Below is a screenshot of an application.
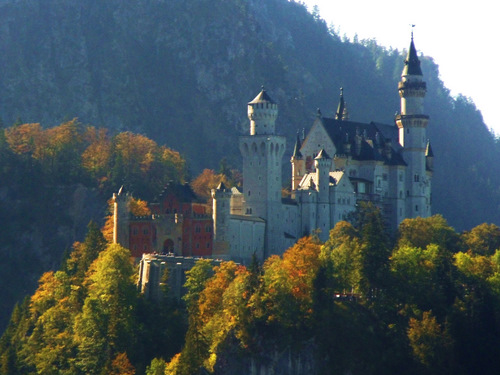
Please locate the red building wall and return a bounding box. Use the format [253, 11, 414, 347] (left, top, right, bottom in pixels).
[128, 189, 213, 258]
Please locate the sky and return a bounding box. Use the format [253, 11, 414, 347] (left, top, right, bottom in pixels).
[300, 0, 499, 135]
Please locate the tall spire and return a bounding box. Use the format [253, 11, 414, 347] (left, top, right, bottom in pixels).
[292, 131, 303, 159]
[402, 32, 423, 76]
[335, 87, 347, 120]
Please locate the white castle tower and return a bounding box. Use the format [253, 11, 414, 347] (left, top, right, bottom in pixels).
[112, 186, 130, 247]
[239, 88, 286, 256]
[395, 34, 431, 218]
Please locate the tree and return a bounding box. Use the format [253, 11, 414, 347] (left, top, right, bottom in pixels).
[390, 244, 445, 311]
[462, 223, 500, 256]
[260, 236, 322, 340]
[73, 244, 137, 374]
[110, 352, 135, 375]
[407, 311, 452, 373]
[65, 221, 108, 283]
[176, 259, 214, 375]
[350, 202, 391, 293]
[81, 126, 111, 188]
[398, 215, 461, 253]
[320, 221, 363, 294]
[190, 168, 230, 202]
[146, 357, 167, 375]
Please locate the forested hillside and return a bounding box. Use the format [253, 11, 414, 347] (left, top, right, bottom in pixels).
[1, 0, 500, 347]
[3, 206, 500, 374]
[0, 121, 187, 331]
[0, 0, 499, 231]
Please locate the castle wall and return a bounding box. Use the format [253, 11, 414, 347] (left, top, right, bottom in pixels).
[227, 216, 265, 264]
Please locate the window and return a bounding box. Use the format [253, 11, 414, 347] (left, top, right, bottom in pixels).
[195, 226, 201, 233]
[414, 174, 420, 182]
[415, 205, 419, 212]
[143, 228, 149, 235]
[205, 225, 212, 233]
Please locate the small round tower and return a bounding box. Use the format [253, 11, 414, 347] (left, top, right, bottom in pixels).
[314, 149, 331, 203]
[247, 87, 278, 135]
[113, 186, 130, 248]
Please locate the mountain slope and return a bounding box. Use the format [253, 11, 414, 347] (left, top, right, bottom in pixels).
[0, 0, 499, 297]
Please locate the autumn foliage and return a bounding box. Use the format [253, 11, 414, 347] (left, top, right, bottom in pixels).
[4, 202, 500, 374]
[1, 120, 187, 199]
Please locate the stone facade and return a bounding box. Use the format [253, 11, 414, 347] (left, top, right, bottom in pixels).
[212, 36, 432, 259]
[117, 36, 432, 267]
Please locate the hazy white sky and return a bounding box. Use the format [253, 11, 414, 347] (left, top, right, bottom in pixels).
[300, 0, 499, 134]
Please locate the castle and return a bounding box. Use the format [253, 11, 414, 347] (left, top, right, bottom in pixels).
[115, 35, 432, 265]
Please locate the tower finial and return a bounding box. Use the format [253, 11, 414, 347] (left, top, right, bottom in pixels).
[410, 24, 415, 40]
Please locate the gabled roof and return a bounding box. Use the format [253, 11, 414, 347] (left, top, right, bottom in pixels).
[329, 171, 346, 185]
[313, 117, 406, 166]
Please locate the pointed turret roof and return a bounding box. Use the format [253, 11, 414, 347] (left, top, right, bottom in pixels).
[315, 149, 331, 160]
[216, 181, 227, 190]
[425, 140, 434, 157]
[248, 86, 276, 105]
[335, 87, 346, 120]
[402, 35, 423, 76]
[292, 132, 303, 159]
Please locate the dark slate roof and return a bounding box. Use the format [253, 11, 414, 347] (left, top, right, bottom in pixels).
[317, 117, 406, 166]
[248, 88, 276, 105]
[402, 37, 423, 76]
[156, 182, 197, 203]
